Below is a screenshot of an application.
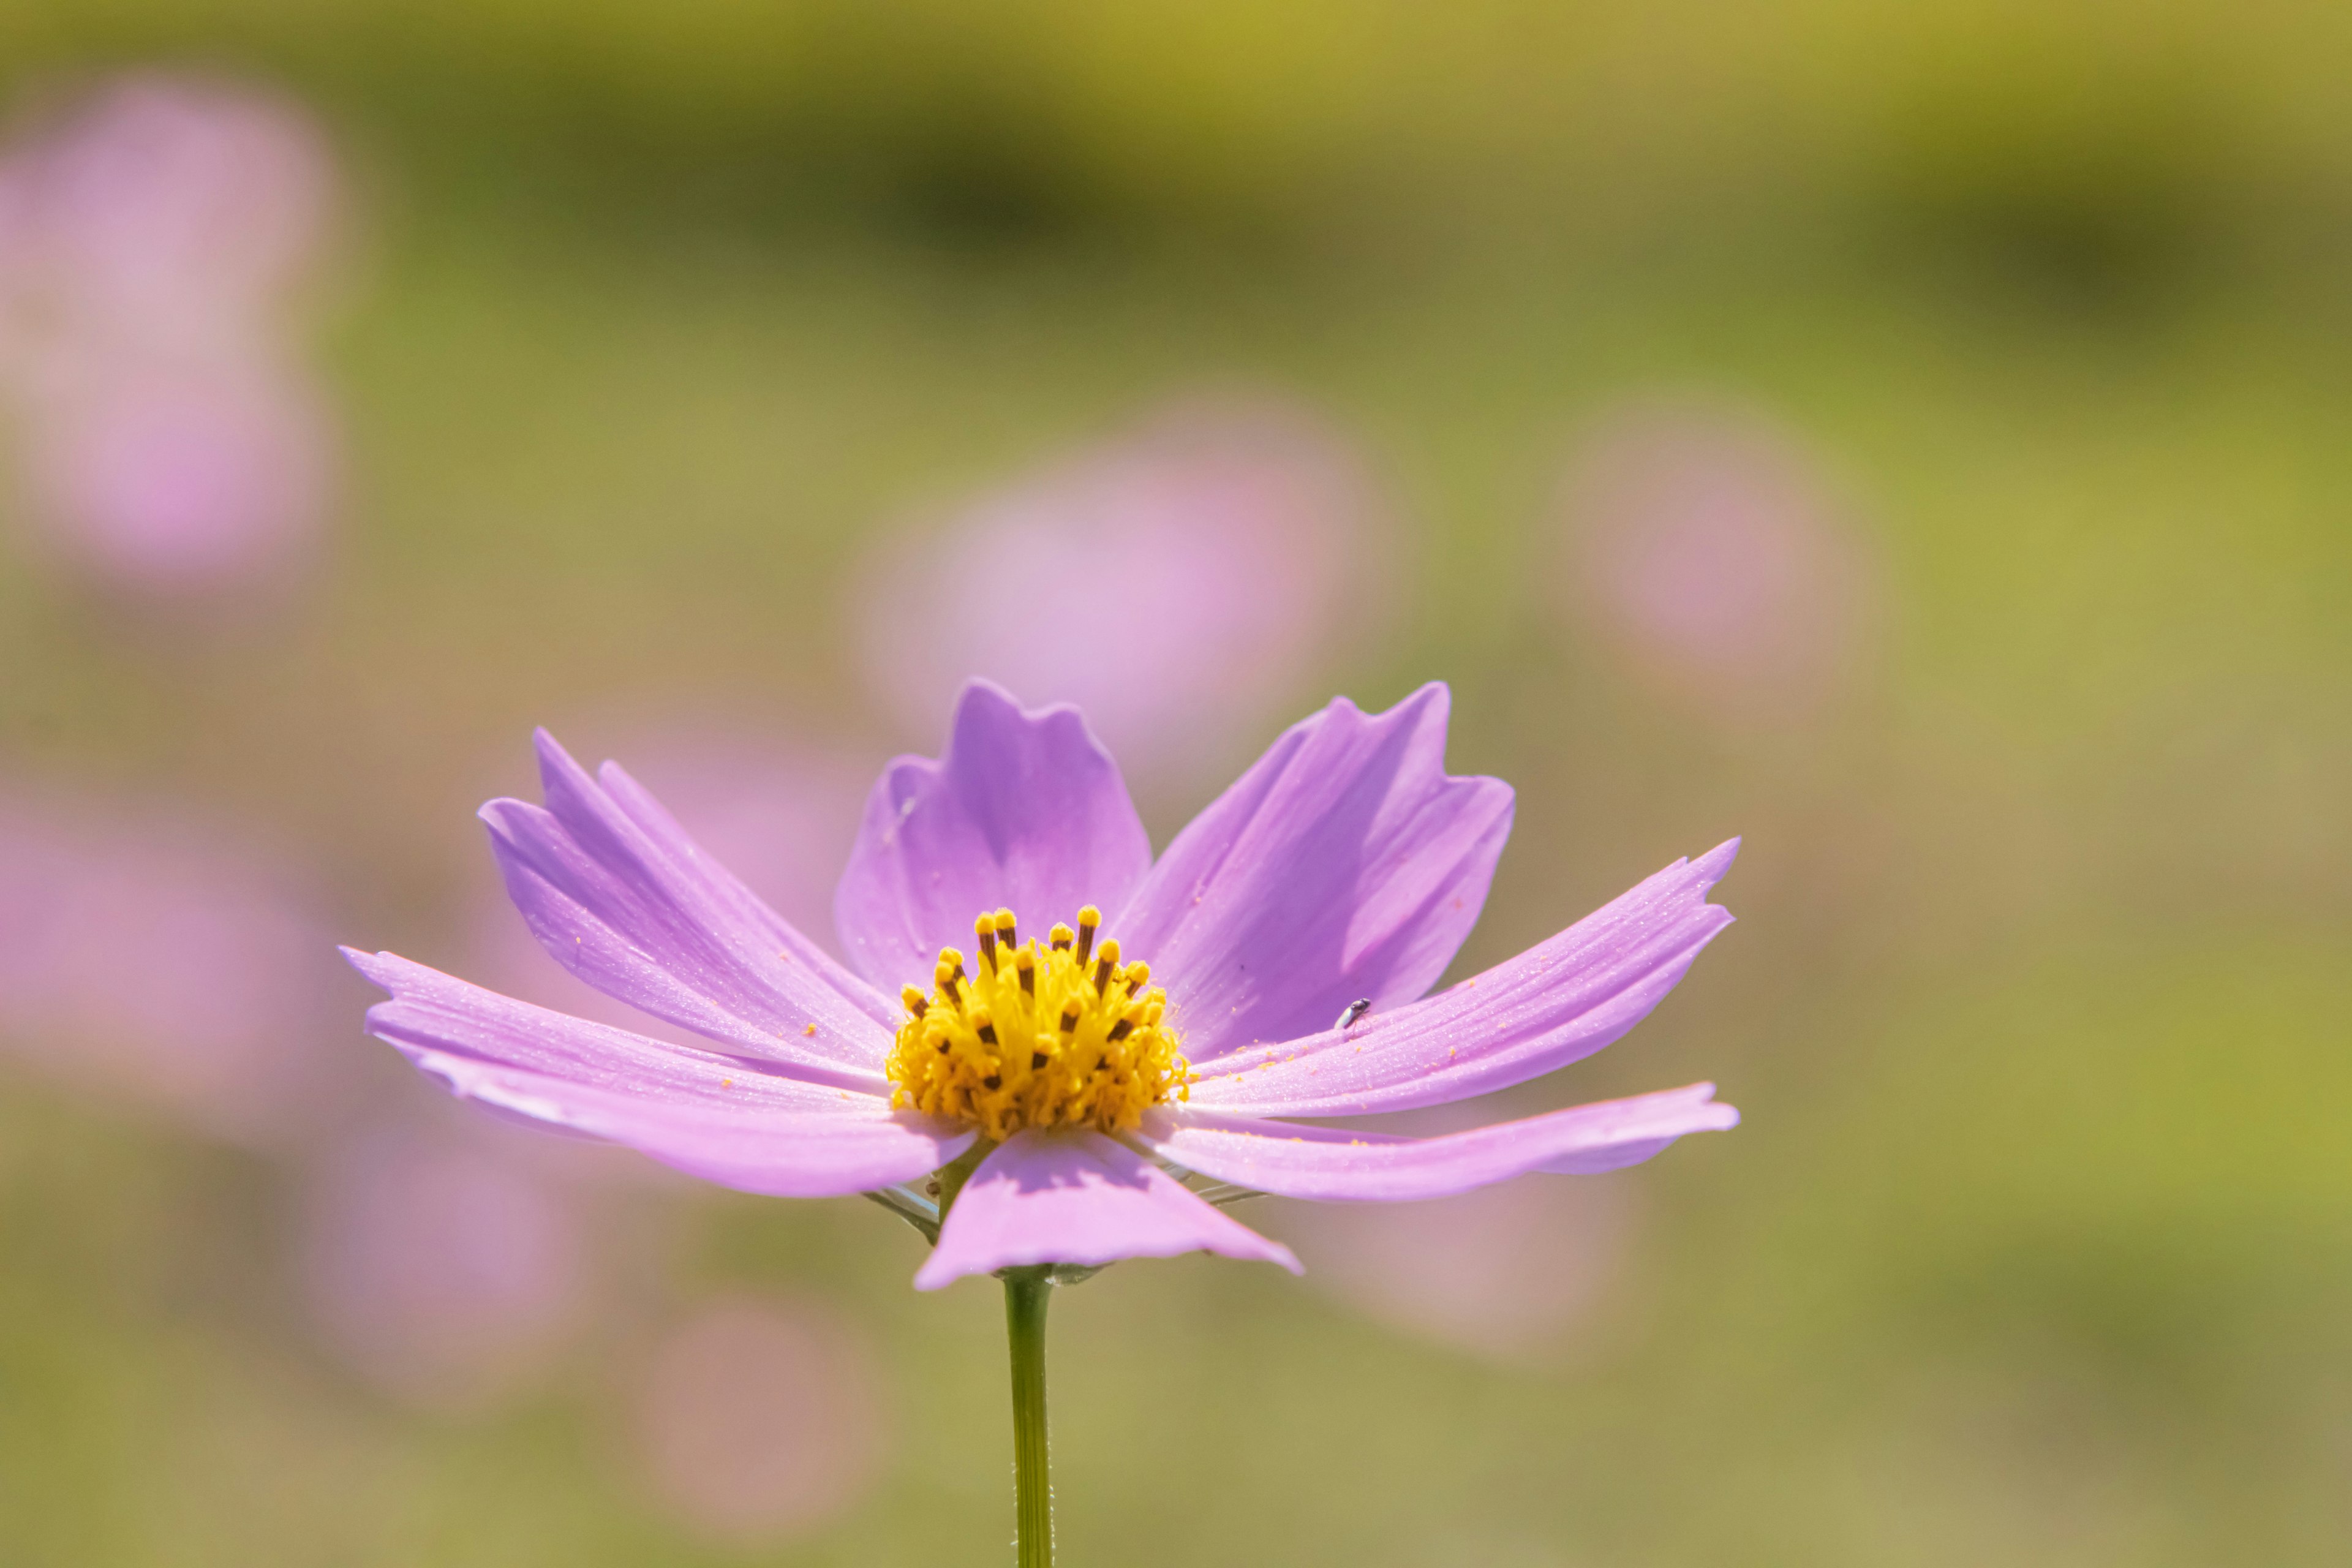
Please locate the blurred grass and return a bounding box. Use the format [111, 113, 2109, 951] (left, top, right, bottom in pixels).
[2, 1, 2350, 1564]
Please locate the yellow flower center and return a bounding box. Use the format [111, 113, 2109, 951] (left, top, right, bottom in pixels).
[886, 905, 1189, 1140]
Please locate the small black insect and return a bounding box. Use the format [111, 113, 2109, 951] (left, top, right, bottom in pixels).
[1333, 998, 1372, 1030]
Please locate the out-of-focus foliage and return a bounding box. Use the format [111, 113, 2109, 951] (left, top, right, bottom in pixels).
[9, 0, 2352, 248]
[1, 1, 2348, 1565]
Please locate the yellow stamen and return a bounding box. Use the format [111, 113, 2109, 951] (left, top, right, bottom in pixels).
[886, 907, 1189, 1140]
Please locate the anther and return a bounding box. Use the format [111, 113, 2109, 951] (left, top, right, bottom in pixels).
[885, 908, 1186, 1138]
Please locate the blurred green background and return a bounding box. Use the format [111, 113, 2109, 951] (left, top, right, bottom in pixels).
[2, 2, 2349, 1564]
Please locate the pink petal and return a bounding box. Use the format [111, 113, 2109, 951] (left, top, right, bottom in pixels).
[1188, 840, 1737, 1116]
[834, 681, 1151, 990]
[914, 1129, 1300, 1291]
[597, 756, 892, 1025]
[1115, 684, 1512, 1064]
[483, 730, 897, 1072]
[1139, 1083, 1737, 1202]
[349, 949, 971, 1196]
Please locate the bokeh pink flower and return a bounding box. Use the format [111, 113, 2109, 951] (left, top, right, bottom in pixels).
[856, 400, 1389, 788]
[630, 1296, 889, 1544]
[0, 788, 350, 1145]
[0, 72, 341, 595]
[1282, 1170, 1637, 1360]
[14, 361, 336, 592]
[1557, 403, 1875, 724]
[300, 1120, 591, 1411]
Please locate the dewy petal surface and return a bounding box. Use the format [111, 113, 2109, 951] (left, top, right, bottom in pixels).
[914, 1129, 1301, 1291]
[1115, 684, 1513, 1063]
[483, 731, 895, 1076]
[348, 949, 971, 1195]
[1140, 1082, 1737, 1202]
[835, 682, 1151, 989]
[1189, 840, 1738, 1116]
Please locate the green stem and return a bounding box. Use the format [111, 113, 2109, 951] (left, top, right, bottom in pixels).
[1003, 1268, 1054, 1568]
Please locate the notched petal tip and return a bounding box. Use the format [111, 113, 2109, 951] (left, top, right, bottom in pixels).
[1397, 677, 1453, 714]
[837, 677, 1149, 990]
[952, 676, 1074, 730]
[473, 794, 536, 838]
[947, 677, 1128, 767]
[1117, 677, 1517, 1061]
[340, 944, 408, 993]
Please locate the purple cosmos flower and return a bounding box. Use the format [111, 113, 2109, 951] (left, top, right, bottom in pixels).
[345, 681, 1738, 1292]
[855, 402, 1389, 789]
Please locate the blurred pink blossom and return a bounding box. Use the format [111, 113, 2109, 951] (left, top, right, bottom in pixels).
[0, 74, 332, 363]
[0, 789, 350, 1145]
[17, 362, 334, 593]
[0, 73, 341, 595]
[301, 1122, 590, 1411]
[631, 1296, 889, 1544]
[1279, 1174, 1637, 1362]
[1558, 404, 1875, 723]
[856, 400, 1389, 787]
